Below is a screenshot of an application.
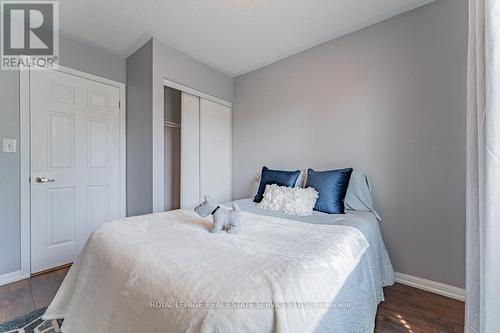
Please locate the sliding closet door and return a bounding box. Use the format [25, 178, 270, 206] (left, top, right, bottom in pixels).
[180, 92, 200, 208]
[200, 99, 232, 203]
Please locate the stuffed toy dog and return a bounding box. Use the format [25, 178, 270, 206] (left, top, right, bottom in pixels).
[194, 195, 242, 234]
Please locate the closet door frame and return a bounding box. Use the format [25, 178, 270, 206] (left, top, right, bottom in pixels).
[162, 78, 232, 209]
[163, 79, 232, 108]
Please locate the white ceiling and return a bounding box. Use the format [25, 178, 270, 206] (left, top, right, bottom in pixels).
[59, 0, 434, 77]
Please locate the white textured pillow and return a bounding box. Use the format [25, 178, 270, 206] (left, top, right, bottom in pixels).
[257, 184, 318, 216]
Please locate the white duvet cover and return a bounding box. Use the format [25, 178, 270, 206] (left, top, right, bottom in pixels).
[44, 209, 368, 333]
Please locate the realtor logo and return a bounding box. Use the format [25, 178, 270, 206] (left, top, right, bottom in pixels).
[1, 1, 59, 69]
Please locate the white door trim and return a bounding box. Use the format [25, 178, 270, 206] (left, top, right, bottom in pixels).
[7, 65, 127, 285]
[163, 78, 232, 108]
[162, 78, 232, 213]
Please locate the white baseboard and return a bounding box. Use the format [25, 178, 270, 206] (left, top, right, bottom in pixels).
[0, 268, 466, 302]
[394, 272, 465, 301]
[0, 270, 30, 287]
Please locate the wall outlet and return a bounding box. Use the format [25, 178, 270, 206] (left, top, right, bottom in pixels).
[2, 138, 16, 153]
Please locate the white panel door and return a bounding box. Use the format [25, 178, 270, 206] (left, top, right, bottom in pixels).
[200, 98, 232, 203]
[180, 92, 200, 209]
[30, 69, 121, 273]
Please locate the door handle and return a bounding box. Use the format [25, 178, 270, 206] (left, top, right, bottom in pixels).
[35, 177, 56, 183]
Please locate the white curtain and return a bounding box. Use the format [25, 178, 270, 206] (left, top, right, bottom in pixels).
[466, 0, 500, 332]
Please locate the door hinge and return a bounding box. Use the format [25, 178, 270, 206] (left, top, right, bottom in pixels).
[118, 101, 121, 109]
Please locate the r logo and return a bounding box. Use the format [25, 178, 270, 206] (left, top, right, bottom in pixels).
[1, 1, 59, 69]
[2, 2, 53, 55]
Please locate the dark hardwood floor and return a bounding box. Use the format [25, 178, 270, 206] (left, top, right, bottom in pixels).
[0, 267, 69, 323]
[375, 283, 464, 333]
[0, 267, 464, 332]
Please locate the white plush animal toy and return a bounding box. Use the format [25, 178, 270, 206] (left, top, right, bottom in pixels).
[194, 195, 242, 234]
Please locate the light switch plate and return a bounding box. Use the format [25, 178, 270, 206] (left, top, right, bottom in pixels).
[2, 138, 16, 153]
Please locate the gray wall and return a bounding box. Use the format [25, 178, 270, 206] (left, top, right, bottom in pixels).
[126, 40, 153, 216]
[153, 38, 233, 103]
[0, 70, 20, 274]
[232, 0, 466, 288]
[59, 35, 126, 83]
[126, 38, 233, 215]
[0, 35, 125, 275]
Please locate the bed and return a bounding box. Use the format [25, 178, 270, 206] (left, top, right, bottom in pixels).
[43, 198, 394, 333]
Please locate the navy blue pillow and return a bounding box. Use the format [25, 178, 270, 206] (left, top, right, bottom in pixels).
[254, 167, 301, 203]
[305, 168, 353, 214]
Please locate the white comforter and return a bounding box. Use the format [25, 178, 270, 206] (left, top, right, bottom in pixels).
[44, 209, 369, 333]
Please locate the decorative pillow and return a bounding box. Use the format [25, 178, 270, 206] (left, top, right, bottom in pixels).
[257, 184, 319, 216]
[305, 168, 353, 214]
[253, 169, 307, 191]
[254, 167, 301, 203]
